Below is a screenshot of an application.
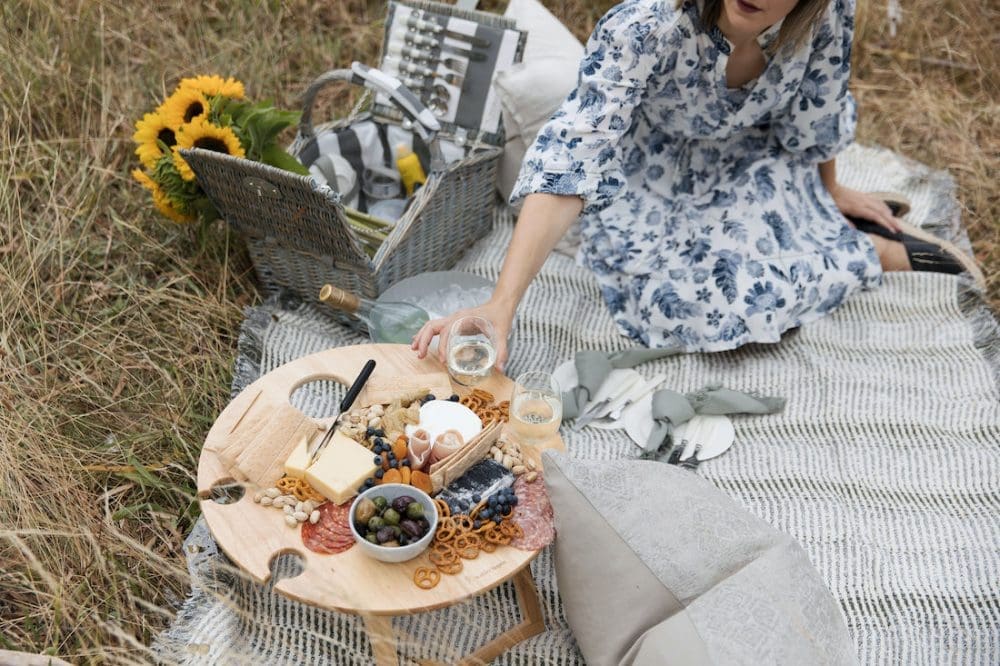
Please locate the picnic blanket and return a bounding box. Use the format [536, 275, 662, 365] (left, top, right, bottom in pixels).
[154, 144, 1000, 664]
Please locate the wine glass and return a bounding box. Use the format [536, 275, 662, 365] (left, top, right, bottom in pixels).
[509, 371, 562, 445]
[446, 316, 497, 386]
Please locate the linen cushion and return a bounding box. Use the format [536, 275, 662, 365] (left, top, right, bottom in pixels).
[542, 451, 857, 665]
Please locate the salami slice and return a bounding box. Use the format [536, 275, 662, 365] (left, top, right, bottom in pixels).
[301, 501, 356, 555]
[511, 474, 555, 551]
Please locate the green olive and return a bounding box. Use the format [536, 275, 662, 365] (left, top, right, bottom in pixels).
[354, 498, 377, 525]
[405, 502, 424, 520]
[382, 508, 401, 526]
[367, 516, 385, 530]
[371, 496, 389, 512]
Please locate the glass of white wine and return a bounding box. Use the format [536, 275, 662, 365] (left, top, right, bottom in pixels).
[446, 316, 497, 386]
[510, 371, 562, 445]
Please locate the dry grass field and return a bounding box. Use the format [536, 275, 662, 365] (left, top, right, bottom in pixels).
[1, 0, 996, 662]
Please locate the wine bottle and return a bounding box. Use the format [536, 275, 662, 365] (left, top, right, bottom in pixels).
[318, 284, 429, 344]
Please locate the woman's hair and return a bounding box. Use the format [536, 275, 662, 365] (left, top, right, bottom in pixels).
[676, 0, 833, 53]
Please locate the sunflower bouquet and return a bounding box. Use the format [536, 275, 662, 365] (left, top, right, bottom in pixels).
[131, 75, 307, 224]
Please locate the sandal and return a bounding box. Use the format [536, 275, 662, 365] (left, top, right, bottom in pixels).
[851, 217, 986, 289]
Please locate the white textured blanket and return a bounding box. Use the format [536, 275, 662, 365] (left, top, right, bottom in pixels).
[155, 145, 1000, 664]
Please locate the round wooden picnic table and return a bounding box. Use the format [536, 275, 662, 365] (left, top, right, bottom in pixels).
[197, 343, 563, 665]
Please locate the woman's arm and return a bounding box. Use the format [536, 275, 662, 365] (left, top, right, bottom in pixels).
[411, 192, 583, 371]
[820, 158, 900, 232]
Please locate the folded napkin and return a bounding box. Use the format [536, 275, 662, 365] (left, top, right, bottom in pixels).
[560, 348, 785, 454]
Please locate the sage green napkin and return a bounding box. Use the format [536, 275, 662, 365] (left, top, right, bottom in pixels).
[561, 348, 682, 418]
[645, 385, 785, 454]
[560, 348, 785, 454]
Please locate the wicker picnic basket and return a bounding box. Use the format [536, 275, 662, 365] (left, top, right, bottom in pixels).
[182, 0, 525, 302]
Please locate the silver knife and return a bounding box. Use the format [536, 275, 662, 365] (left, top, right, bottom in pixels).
[572, 398, 612, 431]
[307, 359, 376, 464]
[406, 16, 492, 49]
[403, 33, 486, 61]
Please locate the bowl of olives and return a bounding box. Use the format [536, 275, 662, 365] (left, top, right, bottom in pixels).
[350, 484, 438, 563]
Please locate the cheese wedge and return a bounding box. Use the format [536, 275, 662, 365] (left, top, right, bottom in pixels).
[305, 431, 378, 504]
[283, 435, 312, 479]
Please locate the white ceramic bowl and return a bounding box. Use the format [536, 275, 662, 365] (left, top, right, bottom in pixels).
[350, 484, 438, 563]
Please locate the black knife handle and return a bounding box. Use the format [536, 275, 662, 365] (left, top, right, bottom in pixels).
[340, 359, 376, 412]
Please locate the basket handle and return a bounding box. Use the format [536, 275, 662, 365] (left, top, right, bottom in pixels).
[299, 62, 442, 145]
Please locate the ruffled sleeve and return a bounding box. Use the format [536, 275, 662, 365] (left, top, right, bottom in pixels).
[509, 0, 678, 214]
[773, 0, 857, 163]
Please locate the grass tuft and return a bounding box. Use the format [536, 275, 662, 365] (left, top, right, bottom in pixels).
[0, 0, 995, 662]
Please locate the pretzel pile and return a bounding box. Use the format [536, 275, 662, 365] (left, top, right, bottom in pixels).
[460, 388, 510, 426]
[412, 497, 523, 590]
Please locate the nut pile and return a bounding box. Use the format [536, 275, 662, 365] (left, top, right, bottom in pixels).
[338, 403, 384, 444]
[254, 487, 322, 528]
[491, 432, 539, 482]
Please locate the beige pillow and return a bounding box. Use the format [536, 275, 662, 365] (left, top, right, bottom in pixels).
[497, 0, 584, 202]
[542, 451, 857, 665]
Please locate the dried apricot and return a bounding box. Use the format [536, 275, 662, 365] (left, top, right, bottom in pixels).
[410, 470, 433, 494]
[382, 468, 402, 485]
[392, 437, 409, 463]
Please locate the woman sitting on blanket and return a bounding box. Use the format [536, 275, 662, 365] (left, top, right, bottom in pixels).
[413, 0, 983, 368]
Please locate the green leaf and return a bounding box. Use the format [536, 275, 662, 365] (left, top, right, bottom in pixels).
[261, 144, 309, 175]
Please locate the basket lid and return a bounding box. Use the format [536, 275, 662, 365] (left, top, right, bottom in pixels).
[374, 0, 526, 149]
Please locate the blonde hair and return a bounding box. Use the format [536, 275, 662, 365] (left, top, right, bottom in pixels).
[675, 0, 833, 53]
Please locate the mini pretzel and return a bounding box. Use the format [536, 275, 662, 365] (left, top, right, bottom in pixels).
[484, 527, 511, 545]
[453, 533, 480, 551]
[434, 498, 451, 518]
[434, 524, 456, 543]
[414, 567, 441, 590]
[471, 388, 494, 402]
[437, 561, 464, 575]
[474, 520, 497, 534]
[452, 514, 474, 531]
[429, 547, 460, 567]
[480, 540, 497, 553]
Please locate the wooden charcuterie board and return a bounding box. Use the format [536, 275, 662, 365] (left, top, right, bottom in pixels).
[197, 343, 564, 616]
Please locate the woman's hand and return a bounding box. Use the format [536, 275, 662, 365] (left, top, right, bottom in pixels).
[411, 299, 517, 372]
[829, 184, 902, 234]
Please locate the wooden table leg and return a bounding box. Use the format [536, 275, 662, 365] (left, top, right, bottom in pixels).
[363, 614, 399, 666]
[457, 567, 546, 666]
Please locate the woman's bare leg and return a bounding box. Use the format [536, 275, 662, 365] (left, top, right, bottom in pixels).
[866, 233, 911, 272]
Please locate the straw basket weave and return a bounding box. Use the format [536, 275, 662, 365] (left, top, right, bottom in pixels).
[182, 70, 501, 302]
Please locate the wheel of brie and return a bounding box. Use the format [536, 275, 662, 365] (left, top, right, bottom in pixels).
[404, 400, 482, 445]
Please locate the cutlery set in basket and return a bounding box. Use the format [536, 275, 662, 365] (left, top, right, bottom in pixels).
[182, 1, 526, 310]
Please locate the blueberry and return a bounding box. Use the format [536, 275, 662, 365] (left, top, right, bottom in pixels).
[357, 484, 367, 493]
[400, 459, 410, 467]
[375, 429, 386, 438]
[389, 460, 399, 469]
[364, 478, 375, 488]
[449, 394, 460, 402]
[387, 452, 396, 461]
[374, 469, 384, 479]
[374, 437, 386, 448]
[473, 520, 482, 529]
[365, 427, 375, 438]
[471, 493, 481, 503]
[502, 505, 512, 516]
[373, 455, 383, 465]
[510, 495, 518, 506]
[481, 509, 492, 520]
[426, 394, 436, 401]
[488, 496, 499, 508]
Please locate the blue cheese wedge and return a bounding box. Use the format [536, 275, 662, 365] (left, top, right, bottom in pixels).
[304, 431, 377, 505]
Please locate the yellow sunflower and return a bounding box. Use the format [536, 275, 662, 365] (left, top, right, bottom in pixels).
[132, 111, 177, 170]
[177, 74, 245, 100]
[159, 87, 210, 130]
[131, 168, 195, 224]
[171, 117, 245, 181]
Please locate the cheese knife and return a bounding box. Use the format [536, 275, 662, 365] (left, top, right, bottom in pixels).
[307, 359, 377, 464]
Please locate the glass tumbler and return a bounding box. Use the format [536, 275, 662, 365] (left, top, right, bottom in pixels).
[446, 316, 497, 386]
[509, 371, 562, 445]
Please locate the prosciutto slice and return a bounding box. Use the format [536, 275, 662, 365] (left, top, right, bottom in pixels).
[408, 428, 432, 470]
[429, 429, 464, 465]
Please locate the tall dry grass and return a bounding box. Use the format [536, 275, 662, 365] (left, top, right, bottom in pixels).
[0, 0, 996, 662]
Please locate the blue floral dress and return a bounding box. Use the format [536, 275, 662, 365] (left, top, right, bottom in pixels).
[510, 0, 882, 351]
